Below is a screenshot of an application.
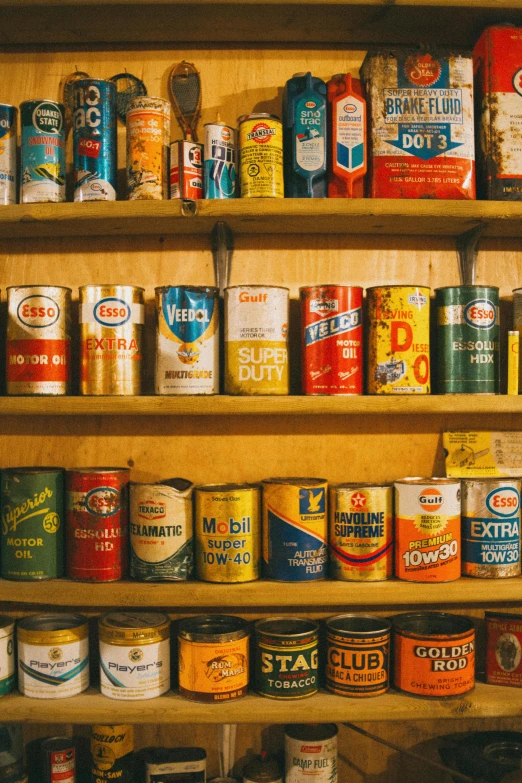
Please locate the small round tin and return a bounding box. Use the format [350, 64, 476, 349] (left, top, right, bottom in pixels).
[254, 617, 319, 700]
[325, 613, 391, 697]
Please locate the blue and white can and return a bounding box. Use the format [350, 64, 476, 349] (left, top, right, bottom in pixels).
[204, 121, 236, 198]
[0, 104, 17, 205]
[20, 100, 65, 203]
[73, 79, 117, 202]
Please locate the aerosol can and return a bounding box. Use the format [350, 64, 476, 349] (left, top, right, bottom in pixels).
[283, 72, 327, 197]
[327, 73, 367, 197]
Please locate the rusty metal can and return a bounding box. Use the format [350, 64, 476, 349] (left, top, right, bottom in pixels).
[238, 113, 284, 198]
[126, 96, 170, 200]
[300, 285, 363, 395]
[41, 738, 76, 783]
[6, 285, 71, 395]
[395, 478, 461, 582]
[80, 284, 144, 396]
[284, 724, 338, 783]
[91, 724, 134, 783]
[329, 483, 393, 581]
[66, 468, 130, 582]
[325, 613, 391, 697]
[367, 285, 430, 394]
[393, 611, 475, 698]
[170, 140, 203, 199]
[485, 611, 522, 687]
[254, 617, 319, 700]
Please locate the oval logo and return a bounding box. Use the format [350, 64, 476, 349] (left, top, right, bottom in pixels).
[221, 127, 231, 142]
[343, 103, 357, 113]
[464, 299, 496, 329]
[85, 486, 120, 517]
[419, 488, 443, 512]
[305, 101, 316, 108]
[405, 53, 441, 87]
[17, 295, 60, 328]
[486, 487, 520, 517]
[94, 297, 131, 327]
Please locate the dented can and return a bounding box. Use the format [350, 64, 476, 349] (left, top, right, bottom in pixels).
[284, 724, 338, 783]
[254, 617, 319, 699]
[367, 285, 430, 394]
[485, 611, 522, 687]
[41, 738, 75, 783]
[170, 140, 203, 199]
[238, 113, 284, 198]
[91, 724, 134, 783]
[20, 100, 65, 203]
[0, 618, 15, 696]
[126, 96, 170, 200]
[325, 614, 391, 697]
[0, 104, 17, 205]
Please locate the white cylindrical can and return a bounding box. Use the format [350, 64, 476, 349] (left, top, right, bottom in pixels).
[284, 724, 338, 783]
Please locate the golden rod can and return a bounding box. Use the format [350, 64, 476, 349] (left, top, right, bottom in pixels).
[195, 483, 260, 583]
[509, 331, 520, 396]
[225, 285, 289, 395]
[126, 96, 170, 200]
[367, 285, 431, 394]
[80, 285, 144, 395]
[329, 483, 393, 581]
[238, 113, 284, 198]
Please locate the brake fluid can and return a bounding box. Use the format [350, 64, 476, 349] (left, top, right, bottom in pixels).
[91, 725, 134, 783]
[327, 73, 367, 197]
[238, 113, 284, 198]
[0, 104, 17, 205]
[126, 96, 170, 200]
[73, 79, 117, 201]
[204, 121, 236, 198]
[254, 617, 319, 699]
[284, 724, 338, 783]
[20, 100, 65, 203]
[170, 140, 203, 199]
[283, 72, 327, 197]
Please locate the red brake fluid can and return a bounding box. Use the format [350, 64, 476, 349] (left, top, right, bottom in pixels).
[327, 74, 367, 197]
[300, 285, 362, 395]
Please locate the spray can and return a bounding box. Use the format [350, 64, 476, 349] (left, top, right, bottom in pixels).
[327, 73, 366, 197]
[283, 72, 327, 197]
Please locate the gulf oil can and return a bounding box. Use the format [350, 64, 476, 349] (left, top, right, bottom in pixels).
[243, 751, 282, 783]
[283, 72, 327, 197]
[170, 140, 203, 199]
[1, 468, 65, 581]
[284, 724, 338, 783]
[262, 478, 328, 581]
[204, 121, 236, 198]
[0, 104, 17, 205]
[327, 73, 366, 197]
[126, 96, 170, 200]
[6, 285, 71, 396]
[300, 285, 363, 395]
[435, 286, 500, 394]
[20, 100, 65, 203]
[486, 611, 522, 687]
[367, 285, 430, 394]
[73, 79, 117, 201]
[254, 617, 319, 699]
[91, 724, 134, 783]
[238, 113, 284, 198]
[0, 619, 15, 696]
[41, 738, 75, 783]
[325, 614, 391, 697]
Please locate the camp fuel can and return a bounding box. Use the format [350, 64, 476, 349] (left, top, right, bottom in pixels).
[395, 477, 461, 582]
[238, 113, 284, 198]
[485, 611, 522, 687]
[126, 96, 170, 200]
[204, 121, 236, 198]
[325, 614, 391, 697]
[243, 751, 283, 783]
[435, 285, 500, 393]
[73, 78, 117, 201]
[393, 611, 475, 698]
[283, 72, 327, 198]
[284, 724, 338, 783]
[170, 140, 203, 199]
[91, 724, 134, 783]
[66, 467, 130, 582]
[20, 100, 65, 203]
[138, 747, 206, 782]
[178, 614, 249, 702]
[41, 738, 75, 783]
[367, 285, 431, 394]
[1, 467, 65, 581]
[0, 618, 15, 696]
[462, 479, 521, 578]
[6, 285, 71, 396]
[300, 285, 363, 395]
[0, 724, 24, 781]
[0, 104, 16, 205]
[254, 617, 319, 699]
[16, 613, 89, 699]
[327, 73, 366, 198]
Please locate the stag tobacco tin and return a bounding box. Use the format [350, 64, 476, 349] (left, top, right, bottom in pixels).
[254, 617, 319, 699]
[486, 611, 522, 688]
[0, 618, 15, 696]
[325, 614, 391, 697]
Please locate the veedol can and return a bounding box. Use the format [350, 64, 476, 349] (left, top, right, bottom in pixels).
[435, 286, 500, 394]
[130, 478, 194, 581]
[73, 79, 117, 201]
[243, 751, 282, 783]
[395, 478, 461, 582]
[0, 619, 15, 696]
[41, 738, 75, 783]
[0, 725, 24, 781]
[284, 724, 338, 783]
[170, 140, 203, 199]
[367, 285, 431, 394]
[80, 285, 144, 395]
[254, 617, 319, 700]
[126, 96, 170, 200]
[485, 611, 522, 687]
[20, 100, 65, 203]
[140, 748, 206, 782]
[262, 478, 328, 581]
[225, 285, 289, 395]
[325, 614, 391, 698]
[155, 285, 219, 395]
[238, 113, 284, 198]
[360, 49, 475, 199]
[17, 613, 89, 699]
[329, 483, 393, 581]
[462, 479, 521, 578]
[195, 483, 260, 583]
[66, 468, 129, 582]
[300, 285, 363, 395]
[178, 614, 249, 702]
[91, 724, 134, 783]
[99, 612, 170, 700]
[393, 611, 475, 698]
[204, 122, 236, 198]
[1, 467, 65, 581]
[6, 285, 71, 395]
[0, 104, 17, 205]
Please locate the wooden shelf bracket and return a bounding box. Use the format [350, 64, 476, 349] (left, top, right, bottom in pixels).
[456, 223, 487, 285]
[211, 221, 234, 295]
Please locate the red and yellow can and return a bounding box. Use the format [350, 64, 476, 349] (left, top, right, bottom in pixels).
[326, 614, 391, 697]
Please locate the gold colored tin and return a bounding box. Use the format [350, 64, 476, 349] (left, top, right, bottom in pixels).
[98, 612, 170, 645]
[17, 613, 88, 645]
[238, 113, 284, 198]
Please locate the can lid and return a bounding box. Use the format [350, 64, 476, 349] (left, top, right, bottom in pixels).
[131, 477, 194, 494]
[332, 482, 392, 490]
[178, 614, 249, 642]
[196, 483, 260, 493]
[17, 613, 88, 644]
[284, 724, 338, 741]
[225, 284, 290, 293]
[326, 613, 391, 636]
[155, 285, 219, 295]
[392, 611, 475, 638]
[394, 477, 460, 486]
[68, 467, 129, 474]
[237, 112, 281, 124]
[19, 99, 65, 110]
[78, 284, 145, 293]
[2, 467, 64, 474]
[99, 612, 170, 644]
[262, 477, 327, 487]
[255, 616, 319, 638]
[509, 331, 520, 336]
[6, 285, 72, 293]
[41, 737, 75, 752]
[366, 285, 431, 292]
[0, 103, 17, 111]
[0, 616, 15, 637]
[299, 285, 363, 294]
[435, 285, 499, 293]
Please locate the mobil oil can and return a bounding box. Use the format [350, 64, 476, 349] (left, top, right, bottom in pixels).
[327, 73, 367, 197]
[283, 72, 327, 197]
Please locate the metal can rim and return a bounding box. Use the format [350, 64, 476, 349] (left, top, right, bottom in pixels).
[331, 482, 392, 490]
[41, 737, 75, 751]
[435, 285, 499, 293]
[255, 616, 319, 638]
[299, 285, 364, 293]
[20, 99, 65, 109]
[284, 723, 339, 740]
[2, 466, 64, 474]
[155, 285, 218, 295]
[79, 284, 145, 293]
[196, 483, 260, 493]
[238, 113, 281, 124]
[392, 611, 475, 638]
[17, 613, 88, 644]
[99, 612, 170, 644]
[262, 477, 327, 486]
[178, 614, 249, 642]
[394, 477, 460, 486]
[74, 78, 116, 88]
[6, 285, 72, 293]
[0, 103, 17, 111]
[68, 467, 130, 474]
[225, 285, 290, 292]
[366, 284, 431, 292]
[204, 121, 234, 129]
[326, 613, 391, 637]
[0, 616, 15, 638]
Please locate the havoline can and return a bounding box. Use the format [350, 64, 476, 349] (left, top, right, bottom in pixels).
[1, 468, 65, 581]
[284, 724, 338, 783]
[73, 79, 117, 201]
[238, 113, 284, 198]
[254, 617, 319, 699]
[91, 725, 134, 783]
[20, 100, 66, 203]
[435, 286, 500, 393]
[325, 614, 391, 697]
[0, 619, 15, 696]
[0, 104, 17, 205]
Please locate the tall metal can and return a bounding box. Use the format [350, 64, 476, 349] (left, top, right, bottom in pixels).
[41, 738, 75, 783]
[327, 73, 367, 198]
[66, 468, 130, 582]
[0, 619, 15, 696]
[325, 614, 391, 697]
[225, 285, 289, 395]
[462, 479, 521, 578]
[284, 724, 338, 783]
[6, 285, 71, 396]
[80, 285, 144, 395]
[300, 285, 363, 395]
[170, 140, 203, 199]
[511, 289, 522, 393]
[435, 286, 500, 393]
[204, 121, 236, 198]
[254, 617, 319, 699]
[195, 483, 260, 583]
[262, 478, 328, 581]
[1, 468, 65, 581]
[20, 100, 65, 203]
[91, 725, 134, 783]
[73, 79, 117, 201]
[126, 96, 170, 200]
[0, 104, 17, 205]
[155, 285, 219, 395]
[367, 285, 431, 394]
[329, 483, 393, 581]
[238, 113, 284, 198]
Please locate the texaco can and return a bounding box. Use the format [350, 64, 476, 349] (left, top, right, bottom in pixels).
[300, 285, 363, 395]
[195, 483, 260, 583]
[130, 478, 194, 581]
[0, 618, 15, 696]
[462, 479, 521, 578]
[91, 725, 134, 783]
[254, 617, 319, 699]
[0, 104, 17, 205]
[367, 285, 430, 394]
[170, 140, 203, 199]
[80, 285, 144, 395]
[66, 468, 130, 582]
[238, 113, 284, 198]
[329, 483, 393, 581]
[284, 724, 338, 783]
[395, 478, 461, 582]
[20, 100, 66, 203]
[485, 611, 522, 687]
[6, 285, 71, 395]
[41, 738, 75, 783]
[325, 614, 391, 697]
[155, 285, 219, 395]
[126, 96, 170, 200]
[225, 286, 289, 395]
[73, 79, 117, 202]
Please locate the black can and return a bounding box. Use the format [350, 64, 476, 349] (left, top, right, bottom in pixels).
[254, 617, 319, 699]
[41, 738, 75, 783]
